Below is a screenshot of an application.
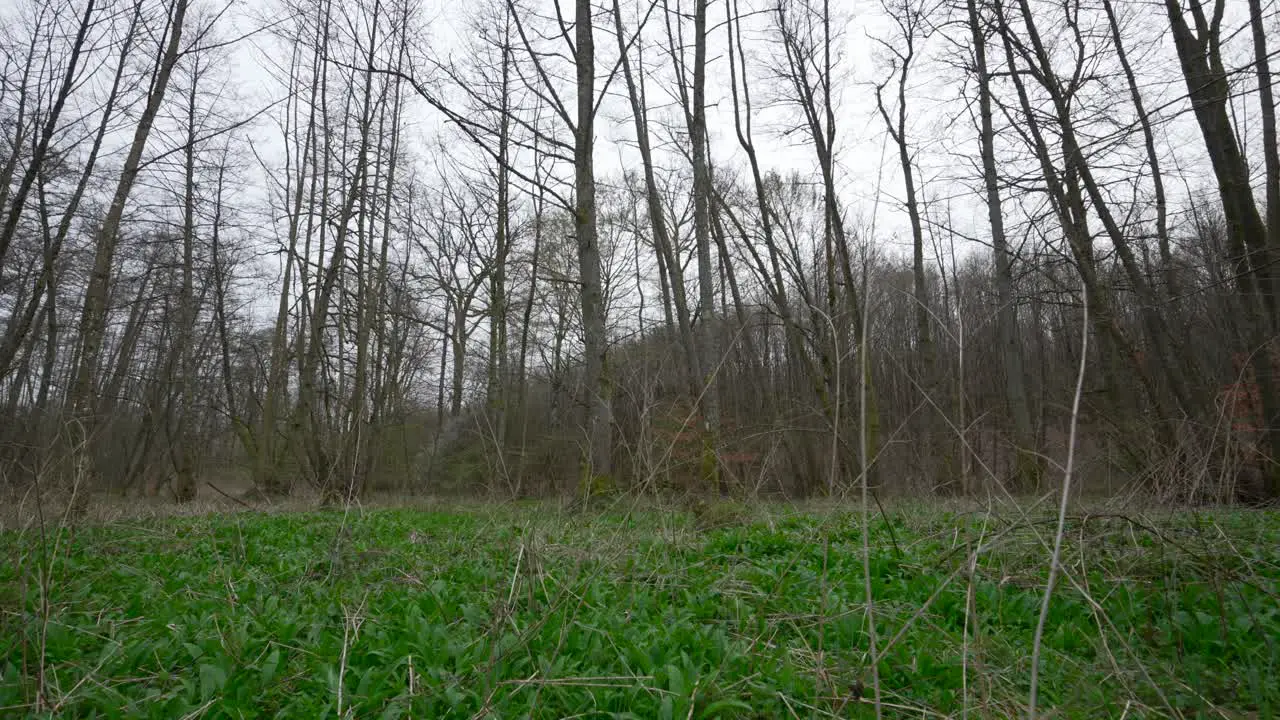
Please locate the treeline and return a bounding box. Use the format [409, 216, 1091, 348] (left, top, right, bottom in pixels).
[0, 0, 1277, 504]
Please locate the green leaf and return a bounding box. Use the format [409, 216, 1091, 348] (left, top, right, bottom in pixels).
[702, 699, 753, 717]
[357, 665, 379, 697]
[260, 647, 281, 684]
[199, 663, 228, 699]
[666, 663, 685, 697]
[659, 695, 674, 720]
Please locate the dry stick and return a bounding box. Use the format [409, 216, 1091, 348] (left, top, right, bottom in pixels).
[813, 305, 841, 710]
[1057, 561, 1181, 718]
[876, 520, 1022, 659]
[474, 409, 514, 495]
[817, 534, 829, 703]
[49, 633, 123, 712]
[29, 449, 51, 712]
[464, 502, 688, 715]
[204, 481, 252, 509]
[178, 698, 217, 720]
[37, 419, 92, 710]
[821, 308, 843, 498]
[961, 515, 992, 720]
[878, 349, 1061, 561]
[491, 323, 819, 712]
[1028, 282, 1088, 720]
[336, 594, 367, 719]
[862, 120, 889, 720]
[1074, 526, 1142, 707]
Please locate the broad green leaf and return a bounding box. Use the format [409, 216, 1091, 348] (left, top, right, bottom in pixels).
[199, 663, 227, 699]
[260, 647, 281, 684]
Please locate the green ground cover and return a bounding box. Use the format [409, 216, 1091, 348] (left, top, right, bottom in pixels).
[2, 502, 1277, 718]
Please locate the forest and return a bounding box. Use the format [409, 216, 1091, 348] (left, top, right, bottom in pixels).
[0, 0, 1278, 506]
[2, 0, 1280, 716]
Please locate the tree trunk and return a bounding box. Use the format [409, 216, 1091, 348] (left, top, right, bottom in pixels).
[966, 0, 1038, 489]
[689, 0, 721, 493]
[170, 56, 202, 503]
[70, 0, 189, 487]
[1164, 0, 1280, 498]
[575, 0, 611, 480]
[612, 0, 700, 399]
[0, 0, 138, 385]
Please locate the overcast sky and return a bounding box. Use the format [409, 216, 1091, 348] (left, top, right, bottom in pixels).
[7, 0, 1262, 320]
[207, 0, 1262, 246]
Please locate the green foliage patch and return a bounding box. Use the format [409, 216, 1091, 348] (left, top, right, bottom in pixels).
[2, 505, 1277, 717]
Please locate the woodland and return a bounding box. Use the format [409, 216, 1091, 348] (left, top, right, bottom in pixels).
[2, 1, 1280, 716]
[1, 0, 1279, 506]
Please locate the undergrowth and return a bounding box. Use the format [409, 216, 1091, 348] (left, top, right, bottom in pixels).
[1, 503, 1277, 718]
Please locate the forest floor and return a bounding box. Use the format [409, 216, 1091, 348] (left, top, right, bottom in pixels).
[1, 499, 1277, 718]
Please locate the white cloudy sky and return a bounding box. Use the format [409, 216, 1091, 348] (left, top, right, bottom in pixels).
[211, 0, 1264, 253]
[4, 0, 1266, 309]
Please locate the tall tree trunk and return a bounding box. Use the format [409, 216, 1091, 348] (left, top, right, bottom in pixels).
[1252, 0, 1280, 253]
[487, 13, 514, 468]
[170, 55, 202, 503]
[774, 0, 868, 491]
[366, 29, 408, 494]
[258, 37, 318, 497]
[874, 6, 941, 488]
[514, 146, 547, 492]
[1248, 0, 1280, 499]
[575, 0, 611, 480]
[689, 0, 721, 493]
[725, 0, 832, 492]
[966, 0, 1038, 489]
[1010, 0, 1193, 430]
[0, 0, 139, 384]
[70, 0, 189, 486]
[299, 0, 379, 503]
[451, 301, 466, 417]
[1160, 0, 1280, 496]
[612, 0, 700, 399]
[998, 19, 1158, 469]
[1102, 0, 1177, 297]
[209, 161, 243, 481]
[348, 0, 392, 500]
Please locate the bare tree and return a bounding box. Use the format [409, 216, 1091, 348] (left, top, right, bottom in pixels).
[71, 0, 190, 482]
[964, 0, 1038, 488]
[874, 0, 946, 488]
[1160, 0, 1280, 498]
[611, 0, 700, 401]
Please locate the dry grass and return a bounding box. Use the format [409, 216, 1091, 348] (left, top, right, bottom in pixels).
[0, 485, 467, 532]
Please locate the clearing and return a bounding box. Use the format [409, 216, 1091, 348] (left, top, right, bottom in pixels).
[2, 501, 1278, 718]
